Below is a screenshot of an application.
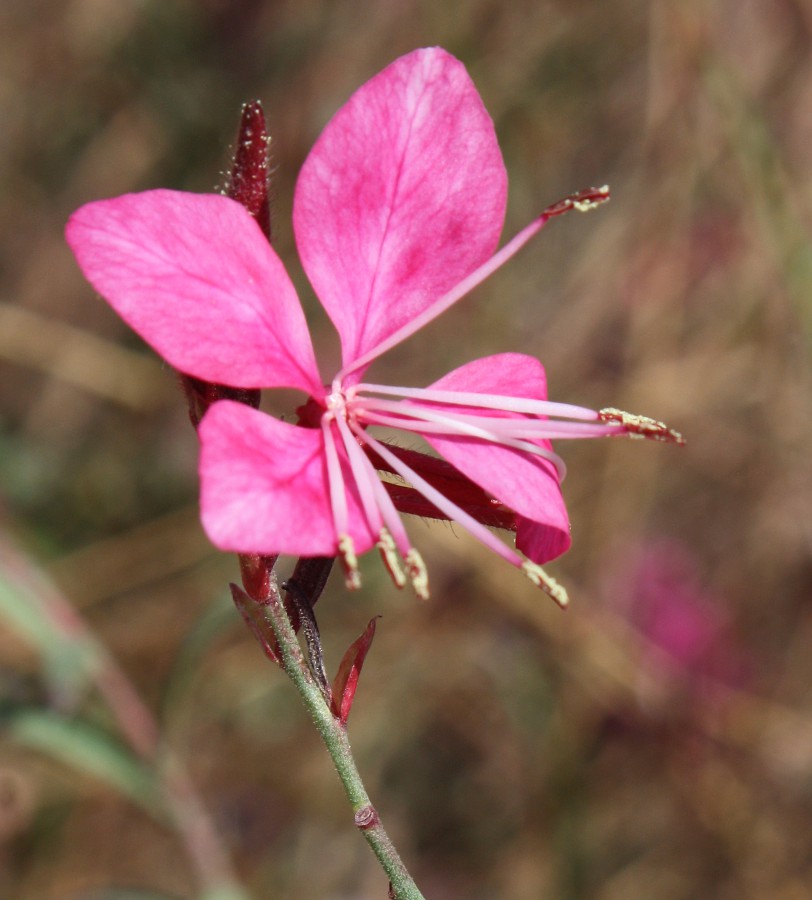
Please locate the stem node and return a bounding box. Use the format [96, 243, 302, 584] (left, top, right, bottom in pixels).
[354, 804, 380, 830]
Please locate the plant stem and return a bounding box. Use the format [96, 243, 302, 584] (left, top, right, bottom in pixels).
[256, 569, 425, 899]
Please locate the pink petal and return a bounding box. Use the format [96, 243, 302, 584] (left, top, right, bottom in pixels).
[422, 354, 572, 564]
[294, 48, 507, 371]
[67, 190, 322, 395]
[198, 401, 377, 556]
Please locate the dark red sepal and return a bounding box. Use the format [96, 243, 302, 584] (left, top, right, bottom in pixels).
[239, 553, 279, 604]
[367, 443, 517, 531]
[179, 102, 274, 426]
[180, 375, 262, 429]
[224, 100, 272, 241]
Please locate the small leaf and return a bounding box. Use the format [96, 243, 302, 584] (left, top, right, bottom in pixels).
[331, 617, 379, 725]
[230, 583, 280, 665]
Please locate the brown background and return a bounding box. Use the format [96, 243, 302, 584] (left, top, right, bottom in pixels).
[1, 1, 811, 897]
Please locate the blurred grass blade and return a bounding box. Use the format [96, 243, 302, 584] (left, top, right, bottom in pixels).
[79, 884, 250, 900]
[0, 554, 67, 649]
[200, 889, 252, 900]
[161, 592, 242, 720]
[7, 710, 161, 813]
[0, 543, 100, 702]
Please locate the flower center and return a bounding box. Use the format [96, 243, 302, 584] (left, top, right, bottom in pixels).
[325, 388, 347, 414]
[318, 379, 579, 604]
[314, 378, 683, 605]
[317, 382, 428, 599]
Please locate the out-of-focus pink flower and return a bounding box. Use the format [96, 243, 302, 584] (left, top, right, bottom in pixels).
[66, 48, 679, 602]
[610, 540, 747, 691]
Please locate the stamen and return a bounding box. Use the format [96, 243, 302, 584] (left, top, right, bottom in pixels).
[358, 407, 623, 440]
[599, 408, 685, 445]
[333, 412, 384, 535]
[360, 425, 567, 606]
[337, 187, 610, 382]
[366, 471, 415, 558]
[330, 404, 419, 589]
[542, 185, 610, 217]
[337, 533, 361, 591]
[351, 383, 600, 421]
[405, 549, 429, 601]
[321, 415, 349, 536]
[355, 402, 567, 481]
[377, 527, 407, 589]
[521, 562, 570, 608]
[354, 426, 521, 566]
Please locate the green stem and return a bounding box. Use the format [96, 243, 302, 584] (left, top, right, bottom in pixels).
[257, 570, 425, 899]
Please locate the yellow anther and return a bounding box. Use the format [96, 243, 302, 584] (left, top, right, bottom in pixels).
[521, 562, 569, 608]
[572, 185, 610, 212]
[377, 528, 407, 589]
[405, 549, 430, 601]
[337, 533, 362, 591]
[599, 407, 685, 445]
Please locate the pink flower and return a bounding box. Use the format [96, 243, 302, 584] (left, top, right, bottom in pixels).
[66, 48, 680, 604]
[606, 540, 748, 693]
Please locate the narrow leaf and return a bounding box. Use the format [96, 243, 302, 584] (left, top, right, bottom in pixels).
[230, 583, 280, 665]
[8, 710, 160, 812]
[331, 617, 379, 725]
[0, 540, 99, 700]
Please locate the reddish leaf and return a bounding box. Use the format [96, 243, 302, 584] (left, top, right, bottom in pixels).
[230, 583, 281, 666]
[331, 617, 379, 725]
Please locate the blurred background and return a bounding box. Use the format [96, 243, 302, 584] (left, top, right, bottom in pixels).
[2, 0, 812, 897]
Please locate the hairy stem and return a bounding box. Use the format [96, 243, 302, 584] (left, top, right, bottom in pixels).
[249, 567, 425, 899]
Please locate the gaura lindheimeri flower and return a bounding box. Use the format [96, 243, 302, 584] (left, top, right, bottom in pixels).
[66, 48, 681, 606]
